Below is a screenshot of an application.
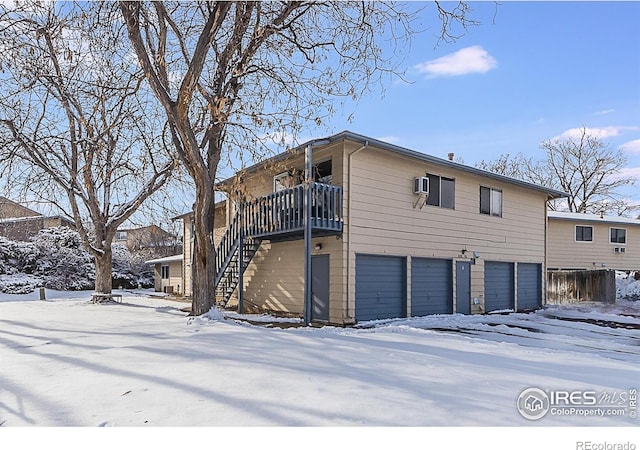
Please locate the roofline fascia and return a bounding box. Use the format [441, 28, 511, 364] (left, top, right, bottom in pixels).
[215, 130, 568, 199]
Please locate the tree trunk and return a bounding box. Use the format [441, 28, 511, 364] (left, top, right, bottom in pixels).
[191, 183, 217, 315]
[94, 247, 113, 294]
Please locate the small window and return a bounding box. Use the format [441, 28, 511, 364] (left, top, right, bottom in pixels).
[426, 173, 455, 209]
[610, 228, 626, 244]
[274, 171, 296, 192]
[575, 225, 593, 242]
[314, 159, 333, 184]
[480, 186, 502, 217]
[161, 265, 170, 279]
[116, 231, 128, 241]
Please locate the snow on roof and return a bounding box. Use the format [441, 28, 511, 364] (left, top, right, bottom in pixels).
[548, 210, 640, 226]
[145, 254, 183, 265]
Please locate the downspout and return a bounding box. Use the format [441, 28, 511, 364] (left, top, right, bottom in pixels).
[345, 140, 369, 323]
[543, 198, 549, 307]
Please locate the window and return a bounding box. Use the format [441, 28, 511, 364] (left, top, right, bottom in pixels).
[426, 174, 455, 209]
[161, 265, 170, 279]
[274, 171, 296, 192]
[116, 230, 128, 241]
[575, 225, 593, 242]
[610, 228, 626, 244]
[313, 159, 332, 184]
[480, 187, 502, 217]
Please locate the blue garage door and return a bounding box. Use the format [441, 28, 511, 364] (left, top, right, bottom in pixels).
[411, 257, 452, 316]
[484, 261, 514, 312]
[355, 254, 406, 322]
[517, 263, 542, 311]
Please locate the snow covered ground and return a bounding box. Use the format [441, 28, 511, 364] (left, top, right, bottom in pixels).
[0, 288, 638, 447]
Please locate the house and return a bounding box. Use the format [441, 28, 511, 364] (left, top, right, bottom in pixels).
[547, 211, 640, 271]
[0, 196, 74, 241]
[178, 131, 565, 325]
[115, 224, 181, 258]
[145, 254, 184, 294]
[172, 203, 229, 298]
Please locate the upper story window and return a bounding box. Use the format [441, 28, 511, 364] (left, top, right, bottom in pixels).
[480, 186, 502, 217]
[575, 225, 593, 242]
[274, 171, 296, 192]
[116, 230, 128, 241]
[273, 159, 333, 192]
[426, 173, 455, 209]
[313, 159, 332, 184]
[610, 227, 626, 244]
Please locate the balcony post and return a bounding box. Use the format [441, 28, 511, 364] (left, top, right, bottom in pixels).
[304, 143, 313, 325]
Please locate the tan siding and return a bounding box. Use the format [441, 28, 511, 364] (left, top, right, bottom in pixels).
[223, 144, 346, 322]
[231, 235, 344, 323]
[169, 261, 183, 294]
[154, 261, 183, 294]
[548, 219, 640, 271]
[344, 145, 548, 315]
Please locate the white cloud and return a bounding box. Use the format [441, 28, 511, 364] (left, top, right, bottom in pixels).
[555, 126, 640, 141]
[619, 167, 640, 180]
[594, 109, 615, 116]
[414, 46, 497, 78]
[621, 139, 640, 154]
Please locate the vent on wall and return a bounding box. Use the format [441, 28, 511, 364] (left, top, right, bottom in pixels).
[414, 176, 429, 194]
[614, 247, 626, 254]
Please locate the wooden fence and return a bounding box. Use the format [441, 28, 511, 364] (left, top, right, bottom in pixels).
[547, 269, 616, 304]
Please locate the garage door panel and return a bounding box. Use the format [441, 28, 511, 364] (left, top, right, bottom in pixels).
[411, 258, 452, 316]
[485, 261, 514, 312]
[356, 255, 406, 322]
[517, 263, 542, 310]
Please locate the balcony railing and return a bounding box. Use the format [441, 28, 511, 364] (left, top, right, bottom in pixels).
[241, 182, 343, 239]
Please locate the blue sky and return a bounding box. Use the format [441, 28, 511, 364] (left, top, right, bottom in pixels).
[316, 1, 640, 204]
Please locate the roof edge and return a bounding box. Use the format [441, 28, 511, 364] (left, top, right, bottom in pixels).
[216, 130, 568, 199]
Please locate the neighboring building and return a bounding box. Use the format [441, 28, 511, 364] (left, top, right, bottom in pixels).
[547, 211, 640, 271]
[0, 196, 74, 241]
[115, 224, 181, 258]
[173, 202, 228, 299]
[178, 131, 565, 325]
[145, 254, 184, 294]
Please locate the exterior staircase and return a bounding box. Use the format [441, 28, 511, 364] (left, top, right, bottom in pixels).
[213, 182, 343, 309]
[215, 237, 261, 307]
[214, 208, 261, 307]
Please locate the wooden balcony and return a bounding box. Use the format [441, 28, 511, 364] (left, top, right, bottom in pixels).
[241, 182, 343, 241]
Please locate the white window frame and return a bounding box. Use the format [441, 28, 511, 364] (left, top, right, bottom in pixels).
[161, 265, 170, 279]
[574, 225, 594, 243]
[480, 186, 502, 217]
[426, 173, 455, 209]
[274, 171, 295, 192]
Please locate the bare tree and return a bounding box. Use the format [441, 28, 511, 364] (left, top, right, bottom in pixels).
[541, 127, 635, 214]
[0, 2, 176, 294]
[475, 127, 637, 215]
[120, 1, 479, 315]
